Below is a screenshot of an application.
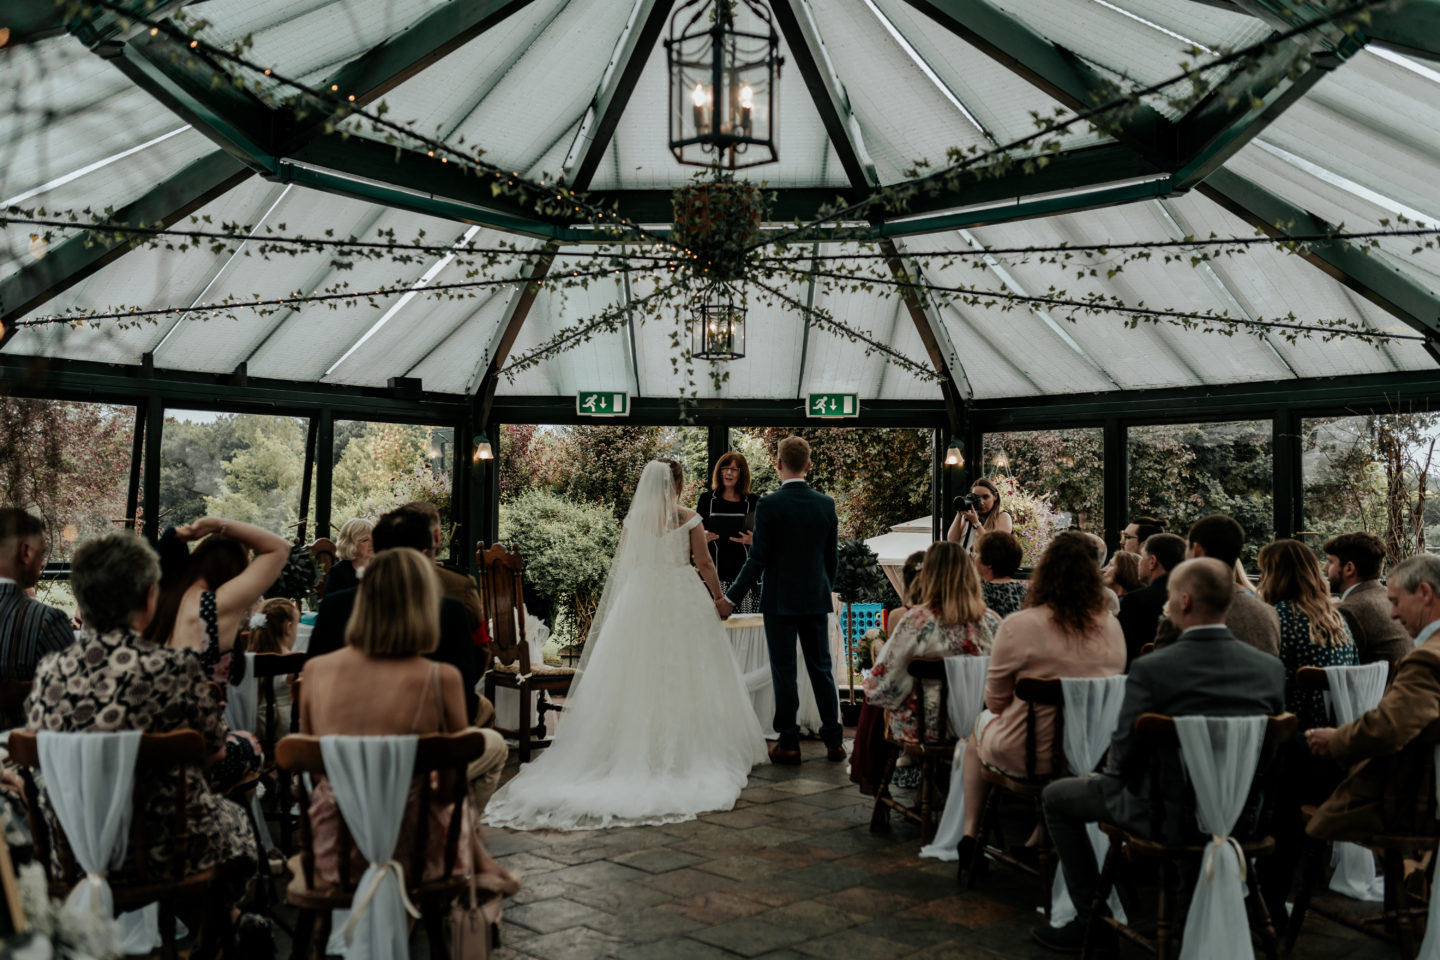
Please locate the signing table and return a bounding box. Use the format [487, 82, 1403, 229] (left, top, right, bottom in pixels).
[724, 613, 846, 740]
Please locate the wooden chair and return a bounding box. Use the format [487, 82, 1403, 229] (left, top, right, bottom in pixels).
[1282, 666, 1433, 959]
[1083, 712, 1297, 960]
[9, 730, 244, 960]
[477, 543, 575, 763]
[306, 537, 338, 596]
[278, 731, 492, 960]
[251, 652, 307, 852]
[869, 657, 959, 842]
[963, 675, 1066, 913]
[0, 680, 33, 729]
[1139, 642, 1156, 658]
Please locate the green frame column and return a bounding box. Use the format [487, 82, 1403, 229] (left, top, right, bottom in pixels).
[125, 400, 146, 534]
[1103, 418, 1128, 559]
[296, 415, 319, 544]
[707, 425, 731, 492]
[1273, 407, 1304, 541]
[314, 408, 334, 540]
[142, 399, 164, 543]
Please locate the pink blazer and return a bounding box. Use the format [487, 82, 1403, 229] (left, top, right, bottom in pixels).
[976, 605, 1125, 776]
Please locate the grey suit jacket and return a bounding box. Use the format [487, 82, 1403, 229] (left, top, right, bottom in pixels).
[1101, 625, 1286, 840]
[1153, 590, 1280, 658]
[1338, 579, 1410, 669]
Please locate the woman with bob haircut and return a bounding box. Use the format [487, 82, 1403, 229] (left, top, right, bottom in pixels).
[300, 548, 518, 893]
[954, 531, 1125, 873]
[697, 451, 763, 613]
[975, 530, 1028, 619]
[323, 517, 374, 597]
[865, 542, 1000, 745]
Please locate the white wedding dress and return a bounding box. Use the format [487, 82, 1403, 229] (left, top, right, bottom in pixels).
[485, 461, 769, 831]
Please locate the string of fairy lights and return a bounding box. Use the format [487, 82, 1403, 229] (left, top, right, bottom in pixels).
[2, 0, 1435, 389]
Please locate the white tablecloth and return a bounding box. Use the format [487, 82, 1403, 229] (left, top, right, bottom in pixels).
[726, 614, 846, 740]
[293, 623, 313, 654]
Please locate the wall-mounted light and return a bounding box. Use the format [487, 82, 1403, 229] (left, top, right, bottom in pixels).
[472, 432, 494, 463]
[944, 439, 963, 468]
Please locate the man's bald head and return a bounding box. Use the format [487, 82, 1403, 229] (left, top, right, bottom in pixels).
[1166, 557, 1234, 632]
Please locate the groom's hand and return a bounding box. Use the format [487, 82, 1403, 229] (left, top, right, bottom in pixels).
[715, 596, 734, 619]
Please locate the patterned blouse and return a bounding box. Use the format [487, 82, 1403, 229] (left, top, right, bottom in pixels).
[983, 580, 1029, 620]
[25, 627, 257, 884]
[864, 605, 1000, 743]
[1276, 599, 1358, 729]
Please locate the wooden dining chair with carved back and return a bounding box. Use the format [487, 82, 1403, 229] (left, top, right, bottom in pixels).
[476, 543, 575, 763]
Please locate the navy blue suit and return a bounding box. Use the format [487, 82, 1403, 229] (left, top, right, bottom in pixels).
[725, 479, 842, 750]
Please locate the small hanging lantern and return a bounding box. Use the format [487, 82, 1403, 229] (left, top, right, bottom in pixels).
[692, 285, 746, 361]
[944, 440, 963, 468]
[665, 0, 782, 169]
[472, 432, 494, 463]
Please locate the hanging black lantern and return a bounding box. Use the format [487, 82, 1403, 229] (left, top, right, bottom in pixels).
[692, 285, 747, 360]
[665, 0, 782, 169]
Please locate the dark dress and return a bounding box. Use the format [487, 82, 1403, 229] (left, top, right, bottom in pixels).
[324, 558, 360, 598]
[1275, 599, 1358, 730]
[982, 580, 1028, 619]
[698, 491, 761, 614]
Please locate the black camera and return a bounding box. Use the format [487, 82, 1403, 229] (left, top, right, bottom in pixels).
[953, 493, 982, 513]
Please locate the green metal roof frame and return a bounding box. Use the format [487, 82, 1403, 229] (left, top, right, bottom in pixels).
[4, 0, 1440, 398]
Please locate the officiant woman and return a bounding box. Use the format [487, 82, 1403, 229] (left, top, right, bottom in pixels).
[697, 451, 761, 614]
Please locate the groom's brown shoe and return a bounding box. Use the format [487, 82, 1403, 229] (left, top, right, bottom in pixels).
[826, 744, 847, 762]
[769, 744, 802, 765]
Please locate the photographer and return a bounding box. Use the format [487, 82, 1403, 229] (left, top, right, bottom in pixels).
[945, 478, 1012, 552]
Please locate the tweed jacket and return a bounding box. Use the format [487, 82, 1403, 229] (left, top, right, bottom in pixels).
[1337, 579, 1411, 669]
[1307, 631, 1440, 841]
[1153, 590, 1280, 659]
[0, 583, 74, 682]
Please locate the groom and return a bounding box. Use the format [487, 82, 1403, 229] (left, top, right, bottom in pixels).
[717, 436, 845, 765]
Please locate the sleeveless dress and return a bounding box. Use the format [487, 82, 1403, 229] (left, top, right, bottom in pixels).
[485, 514, 769, 830]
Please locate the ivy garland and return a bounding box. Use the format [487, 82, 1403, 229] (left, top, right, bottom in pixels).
[3, 0, 1435, 400]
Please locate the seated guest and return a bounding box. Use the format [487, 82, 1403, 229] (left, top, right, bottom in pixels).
[401, 500, 487, 646]
[244, 597, 300, 738]
[1082, 532, 1121, 616]
[1154, 515, 1280, 656]
[1033, 558, 1285, 952]
[323, 518, 373, 598]
[977, 531, 1028, 619]
[1305, 553, 1440, 842]
[1325, 531, 1411, 668]
[957, 533, 1126, 863]
[147, 516, 291, 685]
[26, 533, 259, 914]
[1120, 516, 1165, 556]
[308, 507, 480, 721]
[852, 551, 923, 796]
[1103, 551, 1144, 599]
[1259, 539, 1357, 729]
[300, 548, 515, 890]
[0, 508, 73, 682]
[865, 542, 999, 744]
[1116, 532, 1186, 665]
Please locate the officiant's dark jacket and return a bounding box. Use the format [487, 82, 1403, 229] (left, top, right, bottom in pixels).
[1100, 624, 1284, 841]
[727, 480, 838, 617]
[306, 587, 479, 720]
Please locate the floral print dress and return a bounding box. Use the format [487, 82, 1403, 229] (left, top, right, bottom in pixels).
[1276, 599, 1358, 729]
[25, 628, 259, 892]
[864, 606, 1000, 743]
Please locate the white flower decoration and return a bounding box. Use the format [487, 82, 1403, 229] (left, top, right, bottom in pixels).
[248, 612, 268, 629]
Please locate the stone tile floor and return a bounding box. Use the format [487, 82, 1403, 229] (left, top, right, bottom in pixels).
[482, 741, 1394, 960]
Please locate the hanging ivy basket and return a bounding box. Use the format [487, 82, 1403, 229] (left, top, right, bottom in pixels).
[671, 176, 769, 285]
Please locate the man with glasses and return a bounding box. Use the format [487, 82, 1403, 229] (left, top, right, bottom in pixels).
[1119, 516, 1165, 556]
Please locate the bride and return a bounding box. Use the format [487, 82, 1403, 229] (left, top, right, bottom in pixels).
[485, 458, 769, 830]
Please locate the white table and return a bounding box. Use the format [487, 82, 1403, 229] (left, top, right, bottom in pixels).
[725, 614, 846, 740]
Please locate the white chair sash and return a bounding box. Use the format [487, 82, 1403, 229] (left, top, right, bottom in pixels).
[225, 652, 274, 852]
[36, 730, 142, 922]
[1419, 745, 1440, 960]
[1174, 715, 1266, 960]
[1050, 675, 1129, 926]
[1324, 662, 1388, 902]
[319, 735, 422, 960]
[919, 656, 990, 861]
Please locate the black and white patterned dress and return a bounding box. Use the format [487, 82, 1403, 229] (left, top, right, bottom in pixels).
[1275, 599, 1358, 729]
[26, 628, 259, 894]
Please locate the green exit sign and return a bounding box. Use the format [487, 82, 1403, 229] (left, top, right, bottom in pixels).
[807, 393, 860, 418]
[576, 391, 629, 417]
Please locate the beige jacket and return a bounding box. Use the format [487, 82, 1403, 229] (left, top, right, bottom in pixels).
[1337, 579, 1411, 669]
[1153, 591, 1280, 658]
[1307, 633, 1440, 840]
